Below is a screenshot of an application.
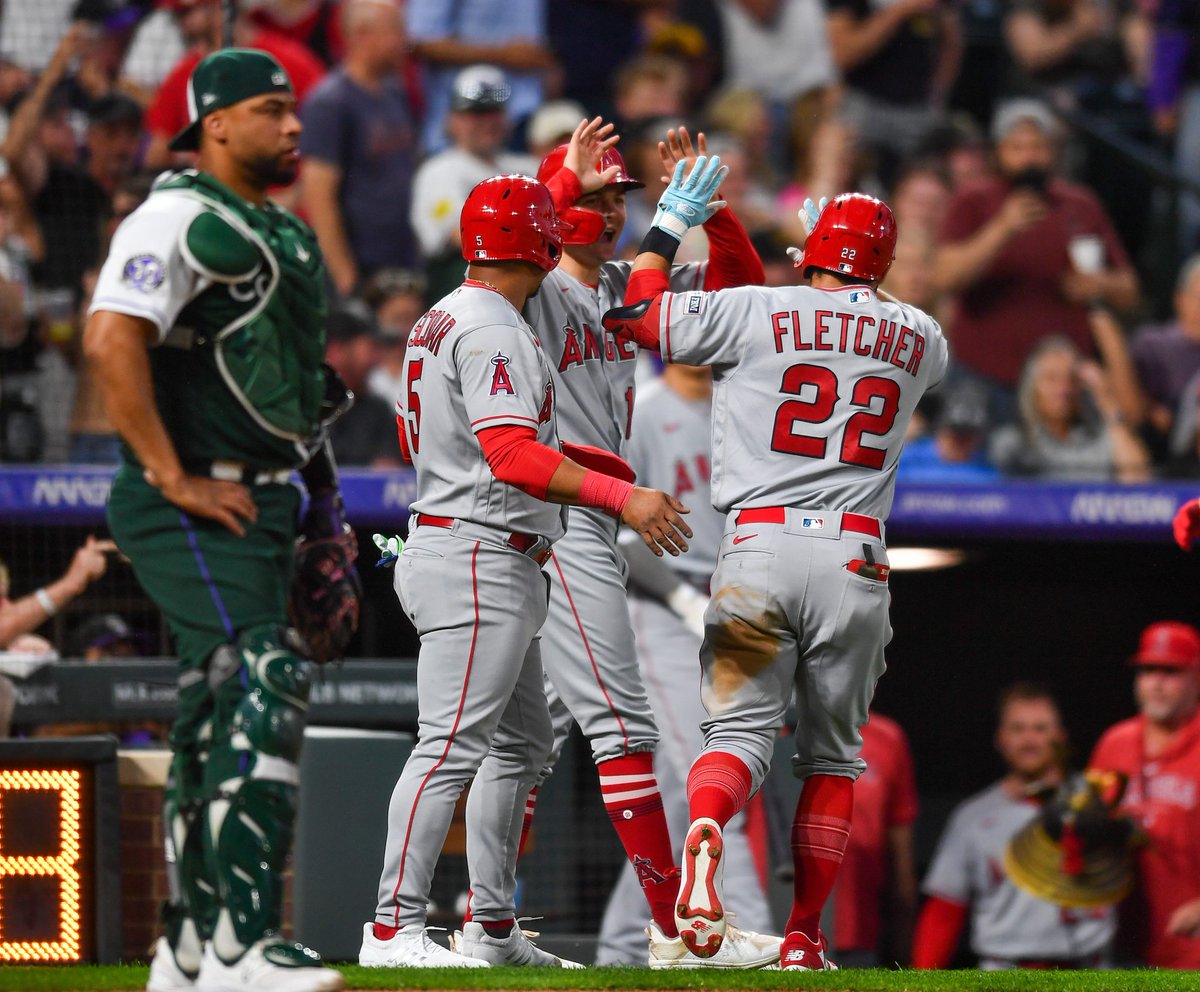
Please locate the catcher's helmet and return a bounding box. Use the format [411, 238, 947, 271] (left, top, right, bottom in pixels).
[536, 144, 643, 245]
[460, 174, 566, 272]
[798, 192, 898, 284]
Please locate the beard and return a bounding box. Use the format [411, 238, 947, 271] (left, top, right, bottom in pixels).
[247, 152, 298, 189]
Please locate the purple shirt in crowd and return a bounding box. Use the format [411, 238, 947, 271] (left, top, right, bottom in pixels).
[300, 68, 420, 274]
[1131, 323, 1200, 411]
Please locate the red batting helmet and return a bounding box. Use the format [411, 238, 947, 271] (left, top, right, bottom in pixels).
[536, 144, 644, 245]
[798, 193, 898, 284]
[460, 175, 566, 272]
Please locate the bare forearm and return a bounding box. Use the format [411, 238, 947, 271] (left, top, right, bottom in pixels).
[83, 313, 184, 486]
[1005, 13, 1090, 72]
[1090, 309, 1145, 423]
[933, 219, 1012, 293]
[0, 573, 85, 647]
[301, 172, 358, 293]
[828, 9, 908, 71]
[1109, 422, 1150, 481]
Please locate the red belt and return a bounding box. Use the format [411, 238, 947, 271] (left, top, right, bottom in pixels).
[735, 506, 881, 539]
[417, 514, 552, 565]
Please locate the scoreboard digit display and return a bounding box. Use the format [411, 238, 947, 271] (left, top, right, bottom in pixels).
[0, 738, 122, 964]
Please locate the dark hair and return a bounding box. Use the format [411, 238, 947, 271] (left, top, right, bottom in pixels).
[996, 681, 1060, 723]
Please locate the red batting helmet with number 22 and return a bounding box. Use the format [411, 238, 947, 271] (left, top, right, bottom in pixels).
[799, 192, 898, 284]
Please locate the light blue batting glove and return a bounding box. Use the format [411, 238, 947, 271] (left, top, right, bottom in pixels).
[372, 532, 404, 568]
[651, 155, 730, 242]
[801, 196, 830, 235]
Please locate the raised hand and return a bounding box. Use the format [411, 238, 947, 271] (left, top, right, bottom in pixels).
[564, 116, 620, 193]
[658, 127, 708, 184]
[652, 155, 729, 242]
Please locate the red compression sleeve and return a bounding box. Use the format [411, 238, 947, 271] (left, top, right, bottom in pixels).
[477, 424, 565, 500]
[911, 896, 968, 969]
[543, 168, 584, 215]
[395, 412, 413, 464]
[561, 442, 636, 483]
[702, 208, 765, 289]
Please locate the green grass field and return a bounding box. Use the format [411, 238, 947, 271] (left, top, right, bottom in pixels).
[0, 966, 1196, 992]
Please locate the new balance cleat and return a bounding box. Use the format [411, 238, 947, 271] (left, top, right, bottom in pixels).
[780, 930, 838, 970]
[675, 817, 726, 957]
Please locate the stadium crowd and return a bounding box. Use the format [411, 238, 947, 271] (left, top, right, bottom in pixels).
[0, 0, 1197, 477]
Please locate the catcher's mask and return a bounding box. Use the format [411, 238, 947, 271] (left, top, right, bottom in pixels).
[1005, 770, 1141, 909]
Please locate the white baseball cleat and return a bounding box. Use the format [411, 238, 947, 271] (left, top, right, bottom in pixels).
[675, 817, 727, 958]
[195, 938, 343, 991]
[458, 922, 586, 967]
[147, 937, 199, 992]
[646, 921, 781, 969]
[780, 930, 838, 970]
[358, 922, 490, 968]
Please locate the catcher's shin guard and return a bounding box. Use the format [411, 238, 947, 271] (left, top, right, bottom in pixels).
[203, 624, 312, 956]
[162, 756, 215, 962]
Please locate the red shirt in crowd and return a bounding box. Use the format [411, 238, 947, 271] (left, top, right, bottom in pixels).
[835, 712, 919, 953]
[145, 30, 327, 139]
[938, 177, 1131, 388]
[1089, 708, 1200, 969]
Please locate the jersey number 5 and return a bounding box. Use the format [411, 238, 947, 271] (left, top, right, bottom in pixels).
[770, 363, 900, 470]
[406, 359, 423, 453]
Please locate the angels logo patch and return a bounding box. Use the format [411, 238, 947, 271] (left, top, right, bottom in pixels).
[122, 255, 165, 292]
[489, 352, 515, 395]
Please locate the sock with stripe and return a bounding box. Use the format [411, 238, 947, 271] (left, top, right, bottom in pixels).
[461, 787, 540, 925]
[686, 750, 754, 827]
[785, 774, 853, 939]
[598, 753, 679, 937]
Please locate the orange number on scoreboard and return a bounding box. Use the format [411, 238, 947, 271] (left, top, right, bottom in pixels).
[0, 769, 83, 962]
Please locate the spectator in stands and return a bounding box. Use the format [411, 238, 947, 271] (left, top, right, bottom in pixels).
[715, 0, 837, 172]
[0, 166, 38, 349]
[899, 379, 999, 481]
[834, 710, 919, 967]
[300, 0, 418, 298]
[407, 0, 554, 153]
[1131, 255, 1200, 441]
[706, 88, 779, 205]
[409, 64, 534, 298]
[362, 267, 424, 404]
[118, 0, 188, 106]
[525, 99, 587, 162]
[827, 0, 962, 183]
[612, 54, 688, 127]
[914, 683, 1115, 970]
[248, 0, 346, 66]
[883, 232, 940, 315]
[143, 0, 325, 169]
[916, 115, 991, 192]
[892, 160, 952, 242]
[547, 0, 642, 119]
[775, 107, 855, 248]
[1149, 0, 1200, 254]
[324, 304, 403, 467]
[990, 332, 1150, 481]
[71, 611, 151, 660]
[934, 99, 1139, 411]
[0, 0, 74, 72]
[1090, 621, 1200, 969]
[0, 537, 116, 653]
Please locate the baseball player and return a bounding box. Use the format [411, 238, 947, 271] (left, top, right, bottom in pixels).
[913, 684, 1115, 969]
[462, 125, 780, 968]
[605, 178, 949, 969]
[83, 50, 350, 992]
[596, 362, 774, 964]
[359, 171, 693, 969]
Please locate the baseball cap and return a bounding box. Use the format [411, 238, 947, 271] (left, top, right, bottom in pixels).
[1128, 621, 1200, 669]
[451, 64, 511, 113]
[937, 381, 990, 434]
[72, 613, 144, 655]
[326, 301, 381, 343]
[87, 93, 143, 128]
[526, 100, 586, 151]
[168, 48, 294, 152]
[991, 99, 1059, 143]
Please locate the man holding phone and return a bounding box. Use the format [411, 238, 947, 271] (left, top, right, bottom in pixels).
[930, 98, 1138, 418]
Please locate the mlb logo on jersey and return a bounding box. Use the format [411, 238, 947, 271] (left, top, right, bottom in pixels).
[849, 290, 872, 303]
[802, 517, 825, 530]
[685, 292, 705, 315]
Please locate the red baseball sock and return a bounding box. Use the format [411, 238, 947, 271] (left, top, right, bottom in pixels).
[598, 753, 679, 937]
[463, 787, 540, 925]
[686, 750, 754, 827]
[785, 774, 853, 938]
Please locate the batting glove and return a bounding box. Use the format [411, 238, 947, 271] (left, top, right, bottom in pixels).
[373, 532, 404, 568]
[652, 155, 729, 242]
[785, 197, 831, 268]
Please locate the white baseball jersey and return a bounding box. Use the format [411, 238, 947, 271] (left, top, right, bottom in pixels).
[923, 780, 1115, 962]
[654, 284, 949, 517]
[401, 280, 565, 541]
[527, 261, 706, 454]
[625, 379, 723, 580]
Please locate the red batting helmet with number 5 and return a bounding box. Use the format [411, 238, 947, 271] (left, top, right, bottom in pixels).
[460, 174, 566, 272]
[799, 192, 898, 284]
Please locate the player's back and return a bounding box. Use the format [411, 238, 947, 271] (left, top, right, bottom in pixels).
[402, 282, 565, 541]
[663, 282, 948, 518]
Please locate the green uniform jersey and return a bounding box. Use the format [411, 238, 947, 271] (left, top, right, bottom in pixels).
[89, 170, 328, 468]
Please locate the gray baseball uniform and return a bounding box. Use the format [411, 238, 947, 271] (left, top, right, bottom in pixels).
[465, 261, 707, 927]
[923, 780, 1115, 966]
[373, 280, 562, 929]
[597, 379, 773, 964]
[652, 283, 948, 789]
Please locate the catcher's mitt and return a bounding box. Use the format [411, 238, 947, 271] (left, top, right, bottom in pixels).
[288, 492, 361, 664]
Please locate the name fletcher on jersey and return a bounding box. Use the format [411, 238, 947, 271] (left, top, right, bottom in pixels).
[769, 305, 929, 377]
